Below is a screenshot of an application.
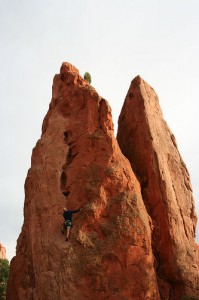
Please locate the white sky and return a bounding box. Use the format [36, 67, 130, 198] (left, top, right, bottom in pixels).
[0, 0, 199, 261]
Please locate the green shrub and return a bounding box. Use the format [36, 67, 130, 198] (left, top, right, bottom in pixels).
[0, 259, 9, 300]
[84, 72, 91, 84]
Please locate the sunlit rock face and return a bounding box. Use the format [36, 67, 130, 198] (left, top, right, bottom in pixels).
[0, 243, 6, 259]
[117, 75, 199, 300]
[7, 63, 160, 300]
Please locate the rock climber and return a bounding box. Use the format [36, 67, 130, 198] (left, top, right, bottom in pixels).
[62, 207, 82, 241]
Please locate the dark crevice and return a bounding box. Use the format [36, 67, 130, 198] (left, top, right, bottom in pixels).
[63, 191, 70, 197]
[64, 131, 69, 142]
[140, 176, 148, 190]
[97, 99, 111, 145]
[67, 147, 78, 165]
[128, 92, 134, 99]
[98, 99, 106, 131]
[60, 130, 78, 199]
[60, 171, 67, 190]
[64, 131, 73, 144]
[60, 74, 65, 81]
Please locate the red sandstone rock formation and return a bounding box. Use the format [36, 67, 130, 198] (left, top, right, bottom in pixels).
[117, 76, 199, 300]
[0, 243, 6, 259]
[7, 64, 160, 300]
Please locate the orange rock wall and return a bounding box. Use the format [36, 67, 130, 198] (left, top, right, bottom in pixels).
[0, 243, 6, 259]
[117, 76, 199, 299]
[7, 64, 160, 300]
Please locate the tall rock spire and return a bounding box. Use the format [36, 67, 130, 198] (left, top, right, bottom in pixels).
[7, 64, 160, 300]
[0, 243, 6, 259]
[117, 76, 199, 299]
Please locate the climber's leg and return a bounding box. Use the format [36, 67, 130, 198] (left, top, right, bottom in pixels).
[66, 226, 70, 241]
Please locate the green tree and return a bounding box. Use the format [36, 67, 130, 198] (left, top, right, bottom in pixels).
[84, 72, 91, 84]
[0, 259, 9, 300]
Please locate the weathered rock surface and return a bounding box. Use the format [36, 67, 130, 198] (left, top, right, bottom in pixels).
[117, 76, 199, 299]
[0, 243, 6, 259]
[7, 64, 160, 300]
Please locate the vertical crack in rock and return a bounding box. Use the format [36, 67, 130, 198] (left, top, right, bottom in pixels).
[60, 130, 78, 199]
[117, 76, 199, 299]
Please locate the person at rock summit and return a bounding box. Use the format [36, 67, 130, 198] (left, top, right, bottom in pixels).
[62, 207, 82, 241]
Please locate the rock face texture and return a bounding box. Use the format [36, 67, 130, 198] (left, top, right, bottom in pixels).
[117, 76, 199, 299]
[0, 243, 6, 259]
[7, 64, 161, 300]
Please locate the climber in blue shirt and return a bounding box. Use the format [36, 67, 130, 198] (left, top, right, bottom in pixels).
[62, 207, 82, 241]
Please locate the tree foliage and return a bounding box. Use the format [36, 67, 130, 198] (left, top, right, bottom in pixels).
[84, 72, 91, 84]
[0, 259, 9, 300]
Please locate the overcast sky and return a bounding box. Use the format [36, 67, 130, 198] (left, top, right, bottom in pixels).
[0, 0, 199, 260]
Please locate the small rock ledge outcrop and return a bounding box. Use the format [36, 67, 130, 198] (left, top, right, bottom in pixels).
[7, 63, 199, 300]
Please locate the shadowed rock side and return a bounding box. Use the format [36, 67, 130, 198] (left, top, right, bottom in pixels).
[7, 64, 160, 300]
[117, 76, 199, 300]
